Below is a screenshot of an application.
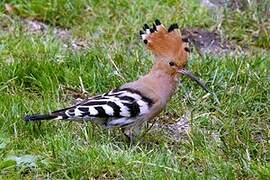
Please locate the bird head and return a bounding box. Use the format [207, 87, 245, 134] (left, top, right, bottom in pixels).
[140, 19, 209, 92]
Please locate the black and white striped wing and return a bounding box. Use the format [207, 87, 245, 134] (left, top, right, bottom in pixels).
[53, 88, 154, 127]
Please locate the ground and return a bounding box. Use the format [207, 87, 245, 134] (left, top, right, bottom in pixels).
[0, 0, 269, 179]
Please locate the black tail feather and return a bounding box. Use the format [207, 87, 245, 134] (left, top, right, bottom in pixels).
[24, 114, 58, 121]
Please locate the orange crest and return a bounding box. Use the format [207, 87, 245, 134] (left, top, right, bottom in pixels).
[140, 20, 190, 68]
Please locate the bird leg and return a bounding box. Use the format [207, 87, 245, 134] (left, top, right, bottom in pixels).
[122, 128, 135, 145]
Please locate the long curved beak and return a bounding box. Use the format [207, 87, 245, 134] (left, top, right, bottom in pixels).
[178, 68, 209, 93]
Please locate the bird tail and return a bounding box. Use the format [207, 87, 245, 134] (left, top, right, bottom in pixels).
[139, 19, 189, 65]
[24, 106, 72, 122]
[24, 114, 59, 121]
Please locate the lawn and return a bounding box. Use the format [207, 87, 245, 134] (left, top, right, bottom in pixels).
[0, 0, 269, 179]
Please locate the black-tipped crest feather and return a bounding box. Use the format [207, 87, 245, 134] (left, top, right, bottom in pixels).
[168, 23, 179, 32]
[155, 19, 161, 25]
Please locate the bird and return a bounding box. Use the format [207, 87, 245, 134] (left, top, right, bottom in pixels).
[24, 19, 209, 142]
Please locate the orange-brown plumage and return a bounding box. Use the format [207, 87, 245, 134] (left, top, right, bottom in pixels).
[145, 22, 188, 69]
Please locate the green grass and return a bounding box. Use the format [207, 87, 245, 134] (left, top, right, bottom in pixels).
[0, 0, 269, 179]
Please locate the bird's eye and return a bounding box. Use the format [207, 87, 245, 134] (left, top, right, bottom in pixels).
[169, 61, 176, 66]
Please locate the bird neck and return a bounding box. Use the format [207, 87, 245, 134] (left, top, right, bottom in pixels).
[145, 63, 180, 105]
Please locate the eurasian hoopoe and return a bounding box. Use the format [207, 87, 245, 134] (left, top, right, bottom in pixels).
[24, 20, 208, 142]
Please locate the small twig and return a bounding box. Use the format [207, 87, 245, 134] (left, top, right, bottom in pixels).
[108, 54, 126, 81]
[79, 76, 88, 94]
